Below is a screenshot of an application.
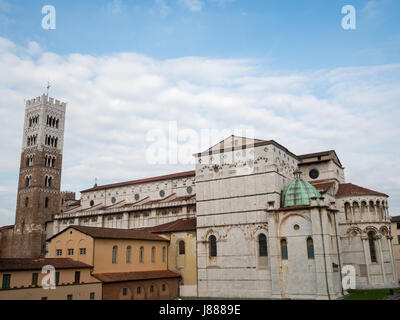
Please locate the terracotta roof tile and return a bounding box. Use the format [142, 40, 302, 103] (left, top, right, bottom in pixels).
[0, 258, 91, 271]
[92, 270, 180, 283]
[49, 225, 169, 242]
[147, 218, 196, 233]
[81, 171, 195, 193]
[336, 183, 388, 198]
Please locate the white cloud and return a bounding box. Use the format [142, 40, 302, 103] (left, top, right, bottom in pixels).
[0, 36, 400, 226]
[181, 0, 204, 12]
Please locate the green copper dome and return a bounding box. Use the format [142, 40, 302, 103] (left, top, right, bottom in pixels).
[281, 171, 321, 208]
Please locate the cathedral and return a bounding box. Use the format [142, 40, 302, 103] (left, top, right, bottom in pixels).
[0, 94, 398, 300]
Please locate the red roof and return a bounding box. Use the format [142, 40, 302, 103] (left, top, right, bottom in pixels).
[147, 218, 196, 234]
[336, 183, 388, 198]
[391, 216, 400, 223]
[92, 270, 180, 283]
[0, 258, 91, 271]
[0, 225, 13, 232]
[81, 171, 195, 193]
[48, 225, 169, 242]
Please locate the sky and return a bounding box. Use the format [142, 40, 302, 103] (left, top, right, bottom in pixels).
[0, 0, 399, 226]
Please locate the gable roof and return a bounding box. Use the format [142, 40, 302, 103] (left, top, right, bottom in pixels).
[0, 258, 91, 271]
[48, 225, 169, 242]
[336, 183, 388, 198]
[194, 135, 298, 158]
[92, 270, 180, 283]
[81, 170, 195, 193]
[298, 150, 343, 168]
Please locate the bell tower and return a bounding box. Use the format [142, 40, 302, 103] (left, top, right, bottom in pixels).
[12, 94, 67, 258]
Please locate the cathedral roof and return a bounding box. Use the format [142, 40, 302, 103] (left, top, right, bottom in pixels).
[81, 170, 195, 193]
[391, 216, 400, 222]
[281, 172, 321, 208]
[335, 183, 388, 198]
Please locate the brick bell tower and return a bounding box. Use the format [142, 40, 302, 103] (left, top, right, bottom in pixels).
[12, 94, 66, 258]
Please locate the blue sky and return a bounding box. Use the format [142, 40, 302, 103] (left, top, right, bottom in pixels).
[1, 0, 400, 68]
[0, 0, 400, 226]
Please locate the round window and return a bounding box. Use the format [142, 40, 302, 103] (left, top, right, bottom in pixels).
[309, 169, 319, 180]
[186, 186, 193, 194]
[294, 224, 300, 231]
[159, 190, 165, 197]
[134, 194, 140, 201]
[111, 197, 116, 204]
[90, 200, 94, 207]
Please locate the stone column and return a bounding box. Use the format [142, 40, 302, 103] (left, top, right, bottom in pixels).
[97, 215, 103, 228]
[182, 205, 188, 218]
[376, 235, 386, 284]
[351, 205, 355, 223]
[74, 217, 79, 226]
[361, 235, 371, 285]
[122, 212, 129, 229]
[367, 205, 372, 222]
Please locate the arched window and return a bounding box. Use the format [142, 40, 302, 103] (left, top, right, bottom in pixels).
[151, 247, 156, 263]
[52, 157, 56, 167]
[281, 239, 288, 260]
[162, 247, 166, 263]
[45, 197, 49, 209]
[25, 197, 29, 208]
[139, 246, 144, 263]
[307, 237, 314, 259]
[179, 240, 185, 255]
[258, 234, 268, 257]
[209, 235, 217, 257]
[368, 232, 377, 263]
[126, 246, 131, 264]
[112, 245, 118, 264]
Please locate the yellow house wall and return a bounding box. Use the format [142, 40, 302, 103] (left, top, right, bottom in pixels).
[166, 231, 197, 287]
[0, 282, 102, 300]
[0, 267, 96, 289]
[93, 239, 169, 274]
[48, 229, 95, 267]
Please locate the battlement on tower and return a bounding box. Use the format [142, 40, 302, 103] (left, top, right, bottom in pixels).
[25, 94, 67, 109]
